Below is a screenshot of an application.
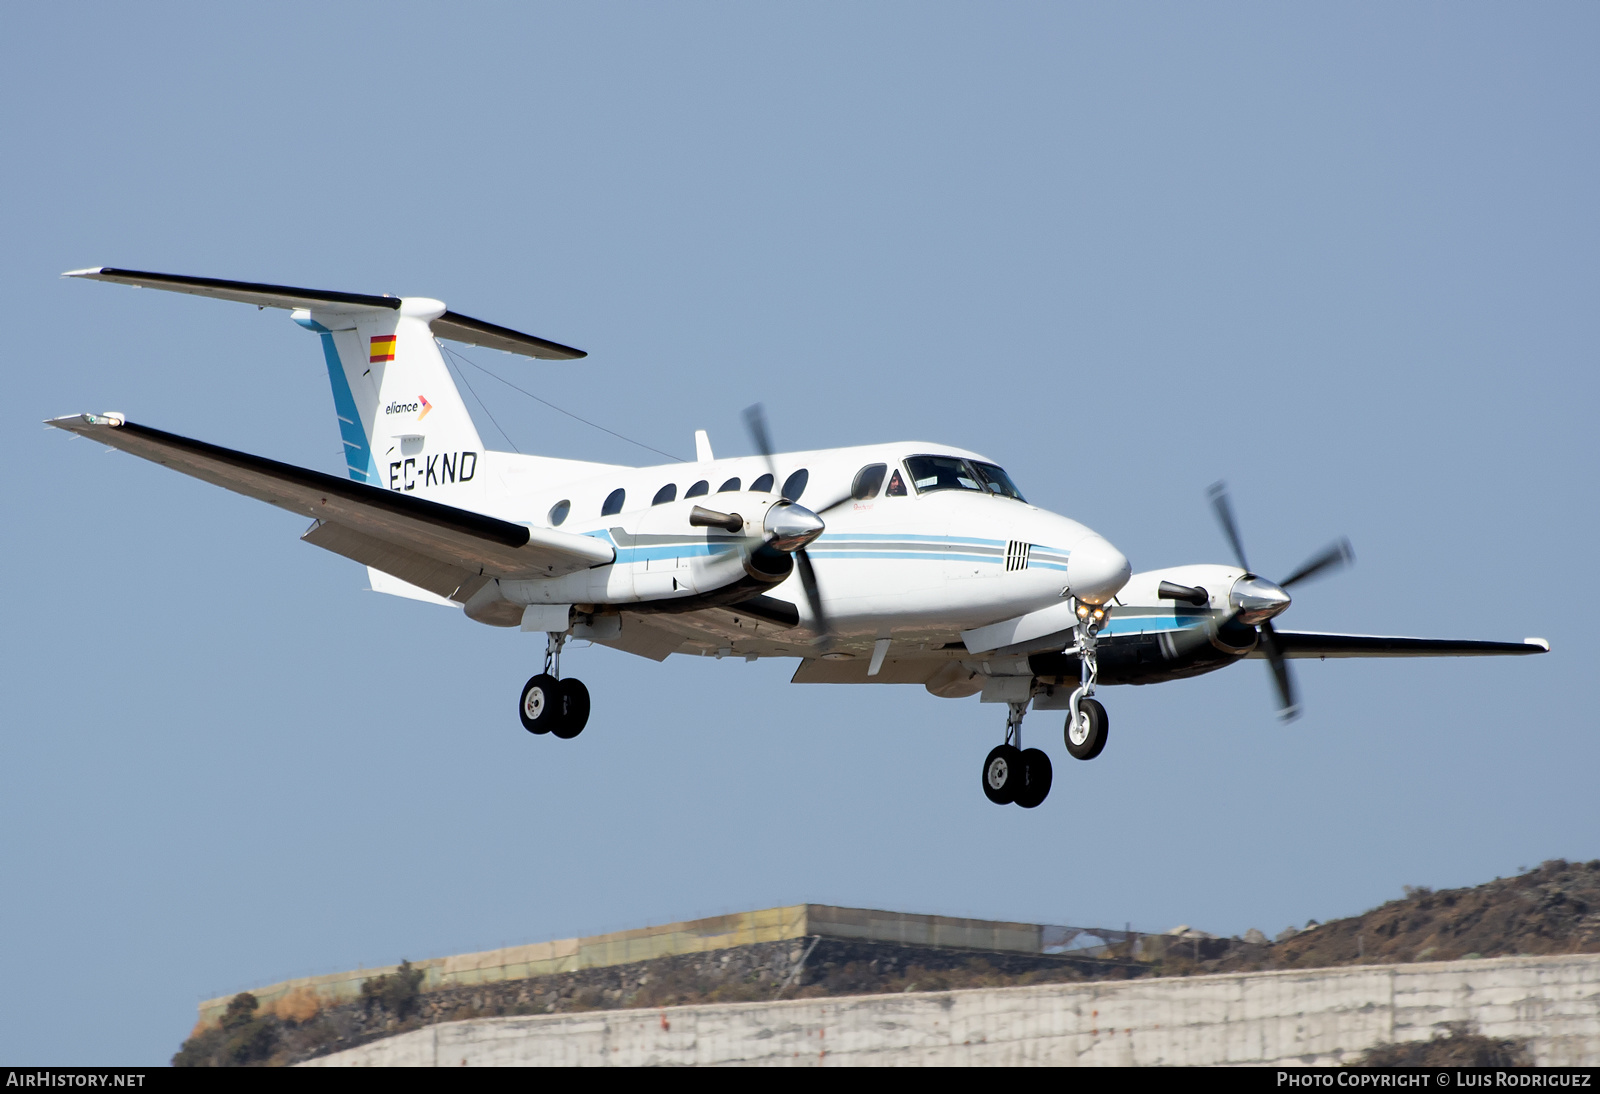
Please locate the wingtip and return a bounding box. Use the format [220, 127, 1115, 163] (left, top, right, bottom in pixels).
[45, 411, 124, 429]
[61, 267, 106, 279]
[1524, 637, 1550, 652]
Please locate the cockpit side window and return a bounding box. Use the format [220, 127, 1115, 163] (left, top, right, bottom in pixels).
[972, 462, 1026, 502]
[904, 455, 984, 494]
[886, 468, 907, 497]
[851, 463, 887, 500]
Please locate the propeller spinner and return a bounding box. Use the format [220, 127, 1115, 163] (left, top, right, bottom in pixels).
[741, 404, 843, 642]
[1206, 482, 1354, 722]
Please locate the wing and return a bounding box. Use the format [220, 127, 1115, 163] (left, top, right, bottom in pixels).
[48, 414, 613, 598]
[1249, 631, 1550, 659]
[62, 267, 586, 361]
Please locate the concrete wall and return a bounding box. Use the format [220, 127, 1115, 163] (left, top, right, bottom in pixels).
[200, 904, 1052, 1025]
[304, 953, 1600, 1067]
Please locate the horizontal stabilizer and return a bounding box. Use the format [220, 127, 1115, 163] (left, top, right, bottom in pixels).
[1250, 631, 1550, 659]
[47, 414, 613, 590]
[63, 267, 586, 360]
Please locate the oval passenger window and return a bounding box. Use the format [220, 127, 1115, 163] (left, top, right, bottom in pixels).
[601, 488, 626, 516]
[653, 483, 678, 506]
[750, 473, 775, 493]
[781, 469, 808, 501]
[549, 499, 571, 526]
[851, 463, 887, 500]
[685, 480, 709, 498]
[718, 477, 741, 493]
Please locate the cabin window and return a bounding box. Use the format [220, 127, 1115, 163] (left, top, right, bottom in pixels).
[886, 468, 907, 497]
[751, 473, 775, 493]
[972, 461, 1026, 502]
[904, 455, 984, 495]
[601, 488, 626, 516]
[653, 483, 678, 506]
[718, 477, 741, 493]
[781, 468, 808, 501]
[851, 463, 887, 500]
[548, 500, 571, 526]
[685, 480, 709, 498]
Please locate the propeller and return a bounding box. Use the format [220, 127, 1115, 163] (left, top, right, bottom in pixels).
[1206, 481, 1355, 722]
[742, 403, 835, 642]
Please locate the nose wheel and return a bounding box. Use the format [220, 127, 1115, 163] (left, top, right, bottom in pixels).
[1064, 697, 1108, 760]
[519, 633, 591, 739]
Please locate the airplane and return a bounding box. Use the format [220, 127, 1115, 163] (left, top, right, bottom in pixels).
[48, 268, 1550, 809]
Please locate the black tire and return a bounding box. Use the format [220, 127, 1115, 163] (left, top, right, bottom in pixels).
[1014, 748, 1053, 808]
[982, 744, 1023, 805]
[1064, 697, 1109, 760]
[551, 678, 591, 739]
[519, 674, 562, 735]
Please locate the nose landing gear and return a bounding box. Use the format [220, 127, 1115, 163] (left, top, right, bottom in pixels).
[519, 632, 591, 739]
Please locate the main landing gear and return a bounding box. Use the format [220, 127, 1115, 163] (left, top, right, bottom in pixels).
[982, 702, 1053, 808]
[520, 632, 590, 740]
[979, 601, 1110, 807]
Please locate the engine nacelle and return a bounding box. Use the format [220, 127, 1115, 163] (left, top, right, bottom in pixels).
[495, 495, 799, 613]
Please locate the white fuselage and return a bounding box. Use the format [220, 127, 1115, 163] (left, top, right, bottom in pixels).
[397, 441, 1122, 646]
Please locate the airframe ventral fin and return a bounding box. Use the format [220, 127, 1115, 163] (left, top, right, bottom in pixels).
[62, 266, 586, 360]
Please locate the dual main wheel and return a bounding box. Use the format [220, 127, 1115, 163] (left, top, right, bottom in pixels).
[982, 745, 1053, 808]
[519, 674, 591, 739]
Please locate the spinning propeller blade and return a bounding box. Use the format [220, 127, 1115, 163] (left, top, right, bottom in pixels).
[1207, 481, 1252, 573]
[742, 403, 832, 643]
[1258, 619, 1300, 722]
[1205, 481, 1351, 722]
[742, 403, 780, 489]
[1280, 538, 1355, 589]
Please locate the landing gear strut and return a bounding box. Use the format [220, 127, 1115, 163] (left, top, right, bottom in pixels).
[519, 632, 590, 739]
[981, 700, 1052, 808]
[1063, 602, 1110, 761]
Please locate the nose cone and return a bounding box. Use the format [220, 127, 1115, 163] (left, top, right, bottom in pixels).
[1230, 575, 1291, 625]
[1067, 534, 1131, 605]
[765, 501, 825, 552]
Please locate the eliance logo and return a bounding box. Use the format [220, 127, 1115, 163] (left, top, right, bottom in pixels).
[384, 396, 431, 419]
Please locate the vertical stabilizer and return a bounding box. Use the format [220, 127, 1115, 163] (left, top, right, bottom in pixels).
[293, 298, 485, 496]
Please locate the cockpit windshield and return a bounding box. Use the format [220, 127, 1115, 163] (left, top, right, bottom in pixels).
[903, 455, 1026, 502]
[905, 455, 984, 493]
[972, 461, 1026, 502]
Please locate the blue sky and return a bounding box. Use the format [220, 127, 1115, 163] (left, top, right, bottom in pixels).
[2, 2, 1595, 1064]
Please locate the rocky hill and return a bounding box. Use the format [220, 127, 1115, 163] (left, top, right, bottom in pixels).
[174, 858, 1600, 1066]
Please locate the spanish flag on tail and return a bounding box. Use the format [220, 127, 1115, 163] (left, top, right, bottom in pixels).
[369, 334, 397, 363]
